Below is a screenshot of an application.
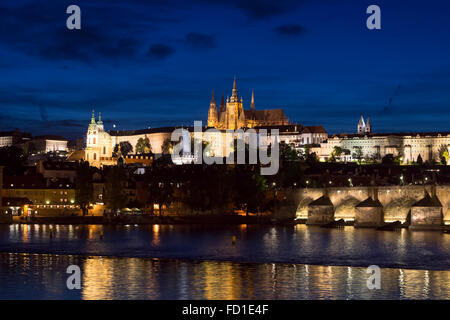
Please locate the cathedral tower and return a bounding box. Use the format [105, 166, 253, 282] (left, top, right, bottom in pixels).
[250, 90, 255, 112]
[207, 91, 219, 128]
[225, 77, 243, 130]
[365, 117, 372, 133]
[358, 115, 366, 134]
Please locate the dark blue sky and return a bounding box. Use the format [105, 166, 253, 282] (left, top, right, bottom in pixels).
[1, 0, 450, 140]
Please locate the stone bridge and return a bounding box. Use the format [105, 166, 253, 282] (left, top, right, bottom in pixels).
[277, 185, 450, 229]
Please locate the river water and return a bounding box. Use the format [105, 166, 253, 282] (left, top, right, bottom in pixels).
[0, 224, 448, 299]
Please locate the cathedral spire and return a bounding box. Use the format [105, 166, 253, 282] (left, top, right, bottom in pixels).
[365, 116, 371, 133]
[90, 109, 96, 124]
[207, 90, 219, 128]
[358, 115, 366, 134]
[231, 76, 238, 102]
[251, 90, 255, 112]
[220, 93, 226, 113]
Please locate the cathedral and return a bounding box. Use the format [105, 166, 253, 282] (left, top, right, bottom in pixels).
[357, 115, 372, 134]
[207, 78, 289, 130]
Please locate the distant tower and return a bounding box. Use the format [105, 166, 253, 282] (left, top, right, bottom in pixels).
[219, 93, 226, 113]
[207, 90, 219, 128]
[357, 115, 366, 134]
[365, 117, 372, 133]
[97, 112, 104, 131]
[250, 90, 255, 112]
[226, 76, 243, 130]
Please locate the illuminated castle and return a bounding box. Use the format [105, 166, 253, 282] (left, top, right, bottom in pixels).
[207, 78, 289, 130]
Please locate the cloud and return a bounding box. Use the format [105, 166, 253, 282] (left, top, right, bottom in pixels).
[0, 0, 180, 64]
[185, 32, 216, 50]
[202, 0, 304, 20]
[147, 44, 176, 59]
[274, 24, 306, 37]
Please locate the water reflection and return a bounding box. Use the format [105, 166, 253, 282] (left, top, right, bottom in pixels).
[1, 224, 449, 271]
[0, 253, 448, 300]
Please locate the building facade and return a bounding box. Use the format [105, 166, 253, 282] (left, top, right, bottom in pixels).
[315, 117, 450, 164]
[0, 129, 31, 148]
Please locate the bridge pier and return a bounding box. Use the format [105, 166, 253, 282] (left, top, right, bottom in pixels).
[355, 188, 384, 228]
[410, 187, 444, 231]
[307, 193, 334, 225]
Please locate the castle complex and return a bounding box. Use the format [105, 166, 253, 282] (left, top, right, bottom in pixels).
[207, 78, 289, 130]
[82, 78, 449, 168]
[84, 78, 292, 167]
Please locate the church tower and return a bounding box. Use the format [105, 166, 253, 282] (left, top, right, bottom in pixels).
[365, 117, 372, 133]
[85, 110, 100, 166]
[207, 91, 219, 128]
[85, 110, 113, 167]
[357, 115, 366, 134]
[250, 90, 255, 112]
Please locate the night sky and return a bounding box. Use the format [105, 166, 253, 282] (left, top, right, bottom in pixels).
[1, 0, 450, 140]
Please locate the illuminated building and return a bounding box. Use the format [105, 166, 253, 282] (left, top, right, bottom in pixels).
[207, 78, 289, 130]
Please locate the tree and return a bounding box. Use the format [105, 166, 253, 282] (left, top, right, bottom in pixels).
[278, 161, 304, 188]
[331, 146, 343, 158]
[161, 137, 173, 155]
[280, 142, 299, 161]
[113, 141, 133, 157]
[438, 144, 449, 165]
[75, 161, 93, 216]
[0, 146, 27, 175]
[417, 154, 423, 165]
[135, 137, 152, 154]
[306, 152, 318, 164]
[104, 166, 128, 213]
[233, 165, 267, 216]
[144, 158, 174, 215]
[353, 146, 363, 164]
[382, 154, 395, 165]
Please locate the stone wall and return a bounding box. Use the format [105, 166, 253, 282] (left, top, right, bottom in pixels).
[411, 207, 443, 230]
[307, 205, 334, 225]
[355, 207, 383, 227]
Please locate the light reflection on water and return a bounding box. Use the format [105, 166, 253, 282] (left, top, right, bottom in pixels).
[0, 253, 449, 300]
[0, 224, 449, 270]
[0, 224, 449, 299]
